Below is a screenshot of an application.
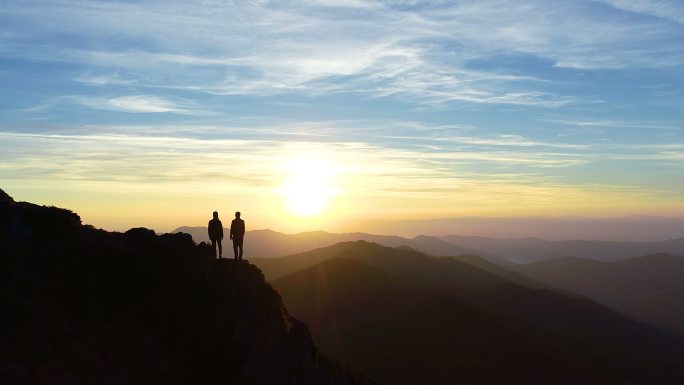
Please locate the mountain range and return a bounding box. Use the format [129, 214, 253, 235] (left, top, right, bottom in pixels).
[269, 241, 684, 385]
[251, 241, 531, 287]
[176, 225, 684, 344]
[341, 215, 684, 241]
[173, 226, 494, 260]
[441, 234, 684, 263]
[174, 226, 684, 263]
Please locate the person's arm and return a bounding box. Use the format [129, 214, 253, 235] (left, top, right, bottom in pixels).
[229, 220, 234, 240]
[219, 220, 224, 239]
[208, 220, 212, 239]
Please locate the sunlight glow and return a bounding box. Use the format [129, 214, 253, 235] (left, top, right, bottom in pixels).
[279, 158, 339, 217]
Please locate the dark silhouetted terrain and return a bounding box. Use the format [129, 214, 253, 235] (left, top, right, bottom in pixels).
[0, 189, 354, 385]
[441, 235, 684, 263]
[516, 254, 684, 336]
[270, 241, 684, 385]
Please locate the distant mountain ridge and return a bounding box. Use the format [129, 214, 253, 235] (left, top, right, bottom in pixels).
[516, 253, 684, 336]
[174, 226, 684, 263]
[253, 240, 512, 286]
[173, 226, 496, 261]
[440, 234, 684, 263]
[345, 215, 684, 241]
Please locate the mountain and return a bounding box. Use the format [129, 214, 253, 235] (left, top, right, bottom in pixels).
[516, 253, 684, 336]
[0, 189, 354, 385]
[173, 226, 684, 264]
[274, 258, 579, 385]
[173, 226, 497, 261]
[269, 241, 684, 385]
[440, 234, 684, 263]
[449, 253, 547, 288]
[251, 240, 510, 286]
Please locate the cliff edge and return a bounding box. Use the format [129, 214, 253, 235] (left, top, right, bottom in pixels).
[0, 188, 348, 385]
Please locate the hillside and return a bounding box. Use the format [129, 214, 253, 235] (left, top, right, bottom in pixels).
[0, 189, 351, 385]
[274, 258, 579, 385]
[251, 240, 508, 287]
[270, 242, 684, 385]
[517, 254, 684, 336]
[449, 253, 546, 288]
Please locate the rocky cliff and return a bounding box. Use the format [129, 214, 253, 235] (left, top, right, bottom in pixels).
[0, 189, 349, 385]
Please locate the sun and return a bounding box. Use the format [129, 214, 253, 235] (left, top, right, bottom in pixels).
[279, 158, 338, 217]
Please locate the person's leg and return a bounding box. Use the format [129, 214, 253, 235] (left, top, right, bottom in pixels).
[211, 239, 218, 258]
[233, 239, 239, 260]
[238, 238, 244, 260]
[217, 239, 222, 258]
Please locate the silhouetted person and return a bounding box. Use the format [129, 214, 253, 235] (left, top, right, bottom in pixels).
[208, 211, 223, 259]
[230, 211, 245, 260]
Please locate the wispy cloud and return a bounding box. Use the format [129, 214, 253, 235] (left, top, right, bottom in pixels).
[596, 0, 684, 25]
[72, 72, 138, 86]
[6, 1, 679, 105]
[434, 134, 589, 149]
[68, 95, 206, 115]
[0, 130, 674, 218]
[543, 118, 683, 130]
[0, 130, 633, 189]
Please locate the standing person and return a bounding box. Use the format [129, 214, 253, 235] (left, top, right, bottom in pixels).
[230, 211, 245, 261]
[208, 211, 223, 259]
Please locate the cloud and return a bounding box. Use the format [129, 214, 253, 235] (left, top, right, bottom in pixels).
[433, 134, 589, 149]
[5, 1, 680, 106]
[72, 72, 137, 86]
[2, 120, 682, 225]
[0, 130, 674, 224]
[68, 95, 205, 115]
[596, 0, 684, 25]
[543, 118, 683, 130]
[0, 130, 584, 197]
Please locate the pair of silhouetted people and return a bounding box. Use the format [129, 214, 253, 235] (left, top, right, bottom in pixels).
[208, 211, 245, 260]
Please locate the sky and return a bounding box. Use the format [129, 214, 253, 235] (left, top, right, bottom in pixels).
[1, 0, 683, 234]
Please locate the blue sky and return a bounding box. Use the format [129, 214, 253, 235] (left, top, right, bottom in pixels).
[1, 0, 683, 232]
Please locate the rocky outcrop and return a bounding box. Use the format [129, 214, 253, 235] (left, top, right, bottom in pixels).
[0, 188, 13, 203]
[0, 189, 348, 385]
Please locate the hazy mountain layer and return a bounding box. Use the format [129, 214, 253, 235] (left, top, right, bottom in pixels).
[252, 240, 510, 285]
[347, 216, 684, 241]
[271, 241, 684, 385]
[441, 234, 684, 263]
[516, 254, 684, 336]
[175, 226, 684, 264]
[174, 226, 504, 262]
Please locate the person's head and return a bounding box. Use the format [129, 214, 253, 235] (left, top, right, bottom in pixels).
[235, 211, 241, 219]
[213, 211, 219, 219]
